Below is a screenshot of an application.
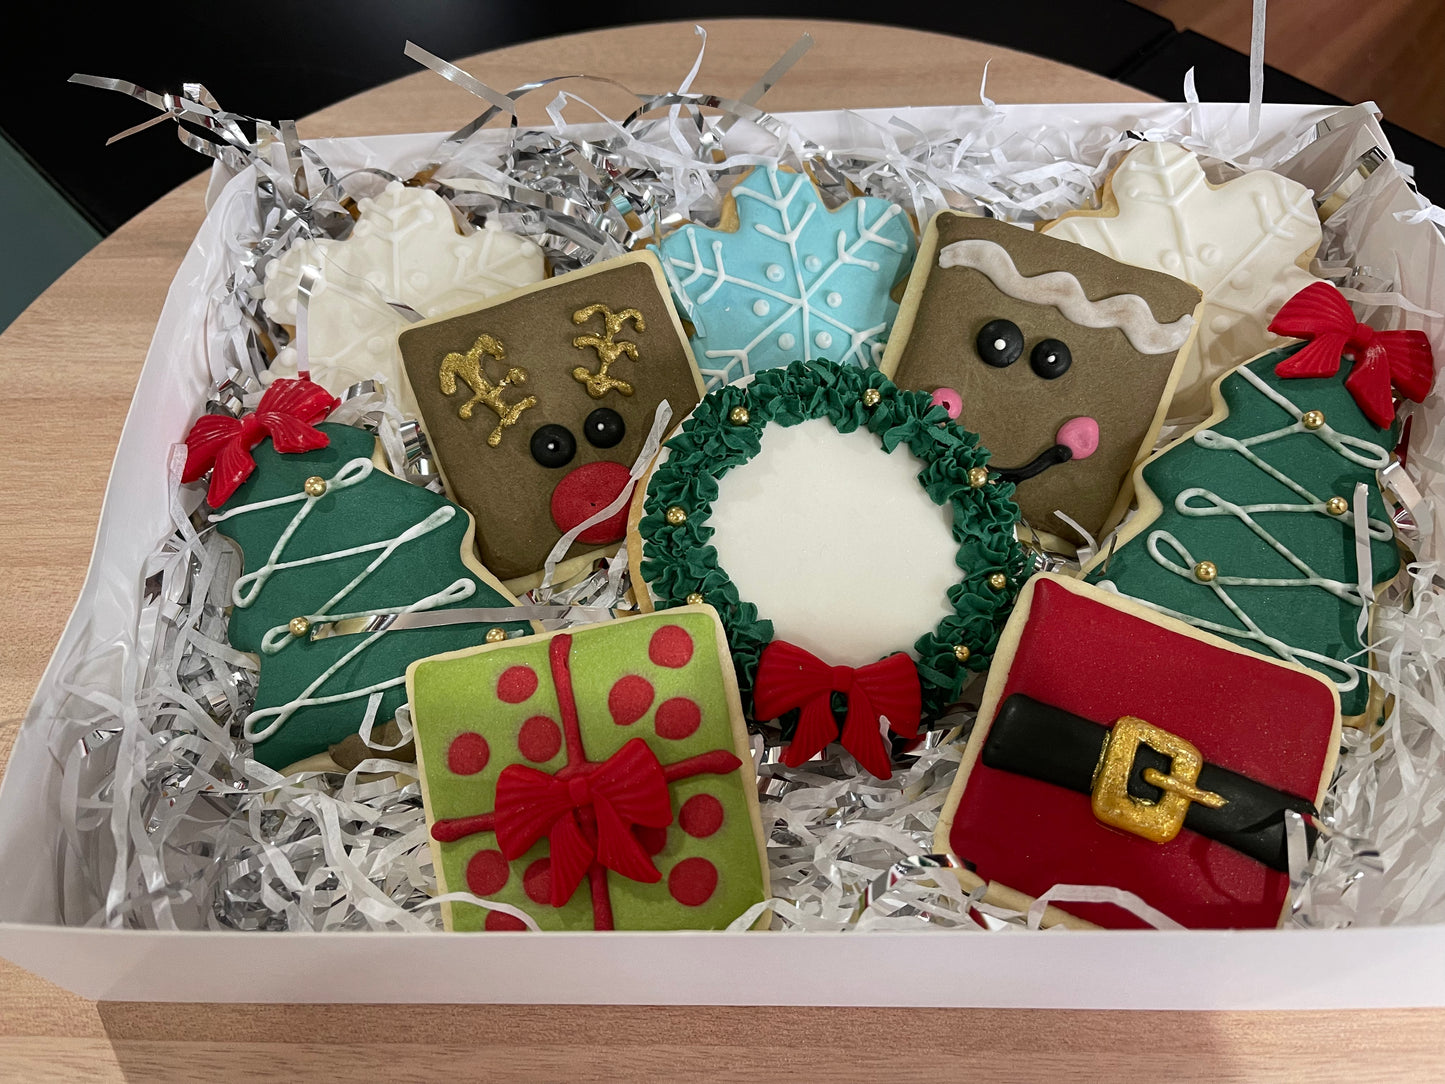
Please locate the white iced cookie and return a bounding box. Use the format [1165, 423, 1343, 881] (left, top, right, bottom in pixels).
[1042, 142, 1320, 419]
[261, 181, 546, 416]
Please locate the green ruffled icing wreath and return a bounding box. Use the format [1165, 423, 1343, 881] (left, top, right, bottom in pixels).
[639, 358, 1028, 721]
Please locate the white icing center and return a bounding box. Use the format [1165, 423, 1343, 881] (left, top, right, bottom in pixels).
[706, 417, 960, 668]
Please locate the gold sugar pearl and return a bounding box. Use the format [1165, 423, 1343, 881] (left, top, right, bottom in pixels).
[485, 627, 508, 644]
[685, 592, 705, 606]
[303, 475, 327, 497]
[665, 506, 688, 526]
[1326, 496, 1349, 516]
[729, 406, 750, 425]
[953, 644, 972, 663]
[987, 572, 1008, 591]
[288, 616, 311, 638]
[967, 466, 990, 489]
[1193, 560, 1219, 583]
[1301, 410, 1325, 431]
[862, 388, 882, 407]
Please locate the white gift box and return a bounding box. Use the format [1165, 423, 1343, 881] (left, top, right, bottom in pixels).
[4, 101, 1445, 1007]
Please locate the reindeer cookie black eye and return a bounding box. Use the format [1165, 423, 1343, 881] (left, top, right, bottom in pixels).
[530, 424, 576, 468]
[1030, 339, 1072, 380]
[976, 319, 1024, 368]
[582, 408, 626, 449]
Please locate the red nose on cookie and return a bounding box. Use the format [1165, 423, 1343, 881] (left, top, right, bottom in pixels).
[550, 460, 633, 544]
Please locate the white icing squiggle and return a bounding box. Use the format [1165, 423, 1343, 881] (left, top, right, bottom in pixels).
[937, 239, 1194, 354]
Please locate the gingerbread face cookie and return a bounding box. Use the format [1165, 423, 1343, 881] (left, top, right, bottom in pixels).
[653, 167, 916, 388]
[398, 252, 704, 585]
[1042, 142, 1321, 419]
[936, 574, 1341, 930]
[882, 213, 1202, 546]
[263, 181, 546, 416]
[408, 606, 769, 931]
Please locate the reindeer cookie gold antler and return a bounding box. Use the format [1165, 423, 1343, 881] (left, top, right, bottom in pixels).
[438, 333, 537, 447]
[572, 304, 644, 398]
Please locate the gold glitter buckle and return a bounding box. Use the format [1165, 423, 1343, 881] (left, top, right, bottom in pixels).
[1090, 717, 1227, 844]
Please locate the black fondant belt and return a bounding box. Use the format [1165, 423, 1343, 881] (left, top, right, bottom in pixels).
[981, 694, 1318, 871]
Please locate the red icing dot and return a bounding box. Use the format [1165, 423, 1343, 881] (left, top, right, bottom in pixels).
[608, 674, 655, 725]
[550, 461, 632, 543]
[668, 857, 718, 907]
[497, 665, 538, 704]
[466, 849, 509, 897]
[633, 824, 669, 856]
[655, 697, 702, 740]
[484, 911, 529, 932]
[517, 715, 562, 762]
[523, 859, 553, 906]
[446, 732, 490, 775]
[679, 794, 725, 838]
[648, 624, 694, 668]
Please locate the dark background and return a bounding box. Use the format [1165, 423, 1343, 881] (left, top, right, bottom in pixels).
[6, 2, 1442, 236]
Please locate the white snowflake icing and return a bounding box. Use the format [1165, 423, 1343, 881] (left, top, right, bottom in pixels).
[654, 169, 916, 388]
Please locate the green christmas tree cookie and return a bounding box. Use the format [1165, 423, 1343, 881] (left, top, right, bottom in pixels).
[407, 606, 770, 931]
[214, 422, 531, 769]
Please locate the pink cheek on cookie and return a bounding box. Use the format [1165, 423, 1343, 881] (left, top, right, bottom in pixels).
[930, 387, 963, 420]
[1057, 416, 1099, 460]
[550, 461, 633, 543]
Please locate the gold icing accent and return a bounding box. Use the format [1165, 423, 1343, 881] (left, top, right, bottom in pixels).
[1193, 560, 1218, 583]
[967, 466, 989, 489]
[572, 304, 644, 398]
[303, 475, 327, 498]
[685, 592, 705, 606]
[665, 505, 688, 526]
[987, 572, 1008, 590]
[1301, 409, 1325, 430]
[288, 616, 311, 638]
[953, 644, 971, 663]
[1326, 496, 1349, 516]
[1091, 716, 1226, 844]
[729, 405, 750, 425]
[439, 333, 537, 446]
[862, 388, 882, 407]
[485, 627, 508, 644]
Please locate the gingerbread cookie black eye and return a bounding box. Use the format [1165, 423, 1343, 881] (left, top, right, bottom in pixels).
[1030, 339, 1072, 379]
[530, 424, 577, 468]
[583, 407, 626, 449]
[976, 319, 1024, 368]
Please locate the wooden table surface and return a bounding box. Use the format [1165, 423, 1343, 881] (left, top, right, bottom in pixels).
[1, 18, 1441, 1082]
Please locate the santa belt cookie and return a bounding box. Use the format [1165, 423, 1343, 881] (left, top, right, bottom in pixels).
[984, 694, 1318, 871]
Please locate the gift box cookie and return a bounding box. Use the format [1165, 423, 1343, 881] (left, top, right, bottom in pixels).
[936, 573, 1341, 930]
[399, 252, 705, 587]
[881, 213, 1202, 547]
[408, 606, 769, 931]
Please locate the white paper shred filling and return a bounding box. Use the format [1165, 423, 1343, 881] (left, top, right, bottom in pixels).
[39, 52, 1445, 933]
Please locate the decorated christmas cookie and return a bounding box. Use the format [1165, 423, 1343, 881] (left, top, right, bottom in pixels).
[397, 252, 705, 587]
[408, 606, 769, 931]
[628, 359, 1027, 778]
[200, 410, 532, 770]
[653, 167, 916, 389]
[881, 213, 1202, 547]
[1084, 282, 1433, 724]
[936, 574, 1341, 930]
[1042, 142, 1321, 418]
[262, 181, 546, 415]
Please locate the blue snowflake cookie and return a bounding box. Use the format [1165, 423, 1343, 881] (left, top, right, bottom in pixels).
[652, 168, 916, 389]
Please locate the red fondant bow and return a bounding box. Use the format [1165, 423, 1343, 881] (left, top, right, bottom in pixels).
[182, 378, 340, 508]
[753, 640, 922, 780]
[493, 737, 674, 906]
[1269, 282, 1435, 429]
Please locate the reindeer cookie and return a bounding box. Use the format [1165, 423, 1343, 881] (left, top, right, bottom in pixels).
[881, 214, 1202, 548]
[399, 253, 705, 587]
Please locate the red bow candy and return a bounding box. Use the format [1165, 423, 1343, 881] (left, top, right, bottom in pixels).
[753, 640, 922, 780]
[1269, 282, 1435, 429]
[493, 737, 674, 907]
[182, 378, 340, 507]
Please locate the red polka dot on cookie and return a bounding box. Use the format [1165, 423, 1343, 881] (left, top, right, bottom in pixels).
[668, 857, 717, 907]
[679, 794, 724, 838]
[522, 859, 552, 906]
[446, 732, 489, 776]
[633, 825, 669, 856]
[497, 665, 538, 704]
[608, 675, 655, 726]
[466, 849, 509, 897]
[484, 911, 529, 932]
[648, 625, 694, 668]
[655, 697, 702, 740]
[517, 715, 562, 762]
